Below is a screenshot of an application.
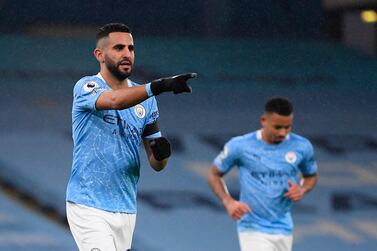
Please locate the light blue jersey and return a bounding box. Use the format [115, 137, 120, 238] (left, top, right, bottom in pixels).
[214, 130, 317, 235]
[66, 73, 160, 213]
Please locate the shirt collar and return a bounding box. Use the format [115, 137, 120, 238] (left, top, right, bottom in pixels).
[256, 129, 290, 141]
[96, 72, 131, 87]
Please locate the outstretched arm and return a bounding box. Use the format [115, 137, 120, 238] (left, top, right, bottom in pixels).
[96, 84, 149, 110]
[96, 73, 197, 110]
[207, 165, 251, 220]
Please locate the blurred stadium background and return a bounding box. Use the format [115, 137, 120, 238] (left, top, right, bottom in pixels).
[0, 0, 377, 250]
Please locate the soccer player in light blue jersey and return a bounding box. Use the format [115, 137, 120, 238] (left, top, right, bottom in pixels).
[66, 23, 196, 251]
[208, 97, 318, 251]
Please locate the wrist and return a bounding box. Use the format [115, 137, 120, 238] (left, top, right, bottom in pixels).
[149, 137, 171, 161]
[150, 79, 169, 96]
[222, 196, 233, 207]
[145, 83, 154, 97]
[300, 186, 310, 195]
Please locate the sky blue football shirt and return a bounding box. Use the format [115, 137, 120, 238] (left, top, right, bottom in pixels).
[214, 130, 317, 235]
[66, 73, 160, 213]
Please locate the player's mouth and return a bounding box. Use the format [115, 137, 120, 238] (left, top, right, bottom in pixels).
[119, 60, 132, 68]
[274, 137, 285, 143]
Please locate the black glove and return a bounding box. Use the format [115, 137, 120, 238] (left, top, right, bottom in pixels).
[149, 137, 171, 161]
[150, 72, 197, 95]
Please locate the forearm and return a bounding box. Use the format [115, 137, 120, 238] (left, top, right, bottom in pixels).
[143, 137, 170, 172]
[301, 174, 318, 194]
[100, 85, 150, 110]
[208, 166, 233, 204]
[208, 165, 252, 219]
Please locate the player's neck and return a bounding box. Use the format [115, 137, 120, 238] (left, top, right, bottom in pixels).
[261, 129, 280, 145]
[100, 70, 129, 90]
[261, 130, 272, 144]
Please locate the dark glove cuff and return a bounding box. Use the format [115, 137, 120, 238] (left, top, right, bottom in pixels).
[150, 137, 171, 161]
[150, 79, 170, 96]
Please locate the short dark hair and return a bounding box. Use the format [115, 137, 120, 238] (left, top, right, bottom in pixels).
[96, 23, 132, 42]
[264, 96, 293, 116]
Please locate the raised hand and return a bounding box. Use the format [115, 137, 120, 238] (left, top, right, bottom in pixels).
[150, 72, 197, 95]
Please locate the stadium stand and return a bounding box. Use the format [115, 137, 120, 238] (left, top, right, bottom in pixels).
[0, 33, 376, 250]
[0, 191, 76, 250]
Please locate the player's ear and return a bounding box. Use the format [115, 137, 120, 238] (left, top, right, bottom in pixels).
[94, 48, 105, 63]
[261, 115, 266, 127]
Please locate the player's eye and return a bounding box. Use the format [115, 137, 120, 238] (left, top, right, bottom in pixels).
[113, 44, 125, 51]
[274, 125, 291, 130]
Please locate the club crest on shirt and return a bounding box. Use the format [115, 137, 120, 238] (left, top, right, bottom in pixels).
[135, 104, 146, 118]
[285, 151, 297, 164]
[83, 81, 98, 92]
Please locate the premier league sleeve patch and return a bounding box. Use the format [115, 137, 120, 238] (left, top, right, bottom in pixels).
[82, 81, 105, 96]
[83, 81, 98, 92]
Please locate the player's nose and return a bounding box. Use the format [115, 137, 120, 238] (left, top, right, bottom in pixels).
[278, 129, 289, 137]
[121, 48, 133, 58]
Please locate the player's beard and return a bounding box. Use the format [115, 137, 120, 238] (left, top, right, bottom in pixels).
[105, 55, 132, 81]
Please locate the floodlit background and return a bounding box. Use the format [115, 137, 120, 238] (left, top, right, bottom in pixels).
[0, 1, 376, 250]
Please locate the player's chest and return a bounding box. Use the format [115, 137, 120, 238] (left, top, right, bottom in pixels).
[101, 104, 148, 131]
[241, 147, 303, 171]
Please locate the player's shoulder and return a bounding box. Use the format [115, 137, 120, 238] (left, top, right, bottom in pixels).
[73, 74, 105, 93]
[228, 131, 257, 145]
[289, 132, 313, 148]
